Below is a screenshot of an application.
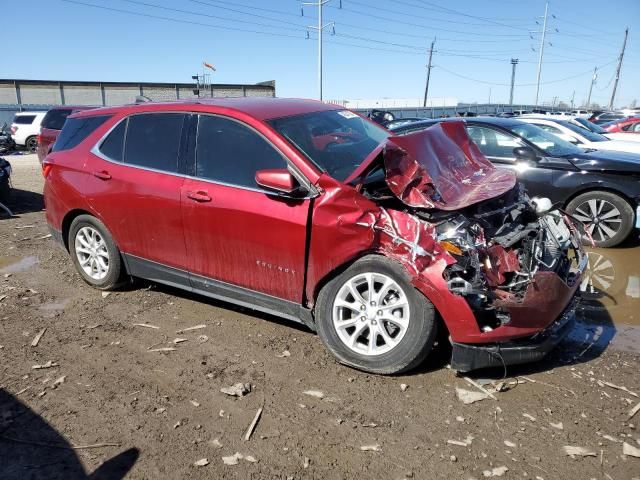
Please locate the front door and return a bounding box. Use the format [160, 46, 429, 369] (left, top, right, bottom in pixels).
[465, 124, 559, 198]
[181, 114, 311, 303]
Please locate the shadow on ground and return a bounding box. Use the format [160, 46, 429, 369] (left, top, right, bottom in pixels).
[0, 389, 138, 480]
[3, 188, 44, 216]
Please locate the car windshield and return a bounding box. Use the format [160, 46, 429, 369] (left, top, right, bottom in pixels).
[557, 120, 609, 142]
[573, 117, 607, 134]
[508, 122, 582, 157]
[268, 110, 389, 181]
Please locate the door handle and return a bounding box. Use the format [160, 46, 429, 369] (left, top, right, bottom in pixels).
[93, 170, 111, 180]
[186, 191, 212, 202]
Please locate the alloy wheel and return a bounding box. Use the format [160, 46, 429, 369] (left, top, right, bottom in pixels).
[332, 272, 410, 356]
[74, 226, 110, 280]
[572, 198, 622, 243]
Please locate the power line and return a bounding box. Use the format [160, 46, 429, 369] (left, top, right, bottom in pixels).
[60, 0, 306, 38]
[436, 59, 618, 87]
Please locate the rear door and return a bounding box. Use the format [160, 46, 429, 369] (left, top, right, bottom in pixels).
[85, 112, 189, 283]
[181, 113, 311, 303]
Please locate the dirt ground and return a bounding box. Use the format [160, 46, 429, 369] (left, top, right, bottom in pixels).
[1, 154, 639, 480]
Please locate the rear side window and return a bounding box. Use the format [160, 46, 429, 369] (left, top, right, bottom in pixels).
[42, 109, 73, 130]
[99, 120, 127, 162]
[52, 115, 110, 152]
[196, 115, 286, 188]
[124, 113, 185, 173]
[13, 115, 36, 125]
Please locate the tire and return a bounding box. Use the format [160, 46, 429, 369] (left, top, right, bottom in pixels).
[566, 191, 634, 248]
[25, 136, 37, 153]
[315, 255, 437, 374]
[68, 214, 125, 290]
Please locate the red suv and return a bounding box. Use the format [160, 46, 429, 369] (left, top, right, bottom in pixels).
[43, 98, 586, 374]
[37, 106, 95, 163]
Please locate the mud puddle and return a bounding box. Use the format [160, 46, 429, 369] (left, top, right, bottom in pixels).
[573, 247, 640, 353]
[0, 255, 39, 274]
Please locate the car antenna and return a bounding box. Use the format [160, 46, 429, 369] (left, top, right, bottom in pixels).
[135, 95, 152, 104]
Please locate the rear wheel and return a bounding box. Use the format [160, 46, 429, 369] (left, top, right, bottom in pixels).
[68, 215, 125, 290]
[566, 191, 634, 248]
[315, 256, 437, 374]
[25, 136, 37, 153]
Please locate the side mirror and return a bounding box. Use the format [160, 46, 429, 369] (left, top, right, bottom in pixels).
[255, 168, 298, 195]
[513, 146, 538, 162]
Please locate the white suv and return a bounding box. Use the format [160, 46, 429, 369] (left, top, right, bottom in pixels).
[11, 111, 46, 152]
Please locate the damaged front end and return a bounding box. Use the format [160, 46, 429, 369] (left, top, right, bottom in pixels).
[349, 121, 586, 372]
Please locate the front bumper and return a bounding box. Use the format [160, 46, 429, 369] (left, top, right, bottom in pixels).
[450, 297, 577, 372]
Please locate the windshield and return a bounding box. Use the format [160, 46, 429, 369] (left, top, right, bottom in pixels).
[557, 120, 609, 142]
[573, 117, 607, 134]
[269, 110, 389, 181]
[508, 122, 583, 156]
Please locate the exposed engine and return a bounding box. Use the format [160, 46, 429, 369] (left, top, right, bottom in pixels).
[420, 185, 584, 332]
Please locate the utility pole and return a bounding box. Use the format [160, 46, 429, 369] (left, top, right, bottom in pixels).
[303, 0, 334, 101]
[609, 27, 629, 110]
[534, 1, 549, 106]
[586, 66, 597, 108]
[509, 58, 518, 105]
[422, 38, 435, 107]
[488, 87, 492, 104]
[571, 90, 575, 110]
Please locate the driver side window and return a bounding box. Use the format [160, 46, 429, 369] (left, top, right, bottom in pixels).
[466, 125, 521, 159]
[196, 115, 287, 189]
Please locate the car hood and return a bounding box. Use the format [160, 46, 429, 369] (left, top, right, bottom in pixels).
[583, 139, 640, 154]
[569, 148, 640, 173]
[349, 121, 517, 211]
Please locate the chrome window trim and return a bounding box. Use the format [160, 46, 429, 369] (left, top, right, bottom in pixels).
[89, 111, 318, 199]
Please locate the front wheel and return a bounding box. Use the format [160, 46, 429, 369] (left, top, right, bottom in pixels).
[315, 256, 437, 374]
[68, 214, 125, 290]
[566, 191, 634, 248]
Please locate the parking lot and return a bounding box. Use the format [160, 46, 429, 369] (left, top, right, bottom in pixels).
[0, 153, 638, 478]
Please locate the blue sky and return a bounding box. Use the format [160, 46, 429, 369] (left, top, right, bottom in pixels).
[6, 0, 639, 107]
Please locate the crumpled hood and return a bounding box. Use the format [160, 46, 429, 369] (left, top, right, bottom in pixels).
[380, 121, 516, 210]
[569, 149, 640, 174]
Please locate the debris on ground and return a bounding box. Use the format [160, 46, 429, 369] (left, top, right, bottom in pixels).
[52, 375, 66, 388]
[462, 377, 497, 399]
[503, 440, 516, 448]
[447, 435, 474, 447]
[32, 360, 58, 370]
[194, 458, 209, 467]
[303, 457, 310, 468]
[597, 380, 638, 398]
[482, 466, 508, 477]
[211, 438, 223, 449]
[30, 328, 46, 347]
[522, 413, 536, 422]
[197, 334, 208, 343]
[400, 383, 408, 392]
[563, 446, 597, 458]
[133, 323, 160, 329]
[628, 401, 640, 420]
[456, 387, 490, 404]
[173, 338, 188, 344]
[303, 390, 324, 399]
[623, 442, 640, 458]
[360, 445, 381, 452]
[550, 422, 564, 430]
[175, 324, 206, 334]
[190, 400, 200, 407]
[276, 350, 290, 358]
[244, 407, 263, 441]
[222, 452, 256, 465]
[101, 292, 110, 299]
[221, 383, 251, 397]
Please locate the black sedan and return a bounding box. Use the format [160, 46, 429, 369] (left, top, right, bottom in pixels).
[390, 117, 640, 247]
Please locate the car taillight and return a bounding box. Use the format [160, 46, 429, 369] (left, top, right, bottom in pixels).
[42, 162, 53, 178]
